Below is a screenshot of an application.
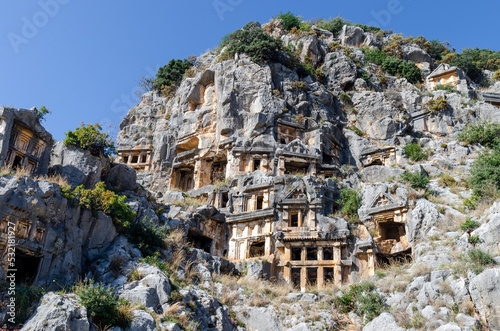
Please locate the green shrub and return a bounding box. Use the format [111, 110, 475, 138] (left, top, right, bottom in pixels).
[460, 219, 481, 232]
[36, 105, 51, 122]
[334, 282, 385, 321]
[139, 251, 168, 273]
[381, 56, 422, 84]
[468, 235, 481, 245]
[403, 143, 428, 162]
[155, 58, 193, 91]
[337, 187, 361, 221]
[363, 48, 387, 65]
[467, 249, 496, 274]
[276, 11, 301, 31]
[357, 291, 386, 322]
[64, 182, 136, 227]
[438, 173, 457, 187]
[493, 69, 500, 81]
[75, 280, 132, 328]
[124, 218, 168, 256]
[225, 21, 282, 63]
[469, 148, 500, 196]
[64, 123, 116, 157]
[348, 126, 365, 137]
[458, 122, 500, 149]
[61, 182, 161, 255]
[401, 170, 430, 189]
[443, 47, 500, 83]
[315, 16, 379, 36]
[463, 192, 481, 210]
[433, 84, 459, 93]
[315, 16, 351, 36]
[339, 93, 352, 103]
[425, 95, 449, 113]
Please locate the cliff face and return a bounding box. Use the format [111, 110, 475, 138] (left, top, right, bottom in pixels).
[3, 20, 500, 331]
[114, 21, 500, 289]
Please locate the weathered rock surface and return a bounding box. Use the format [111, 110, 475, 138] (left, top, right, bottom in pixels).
[22, 293, 89, 331]
[469, 268, 500, 330]
[49, 141, 109, 189]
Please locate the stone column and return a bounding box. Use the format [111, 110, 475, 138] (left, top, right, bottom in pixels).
[300, 267, 307, 293]
[318, 267, 324, 289]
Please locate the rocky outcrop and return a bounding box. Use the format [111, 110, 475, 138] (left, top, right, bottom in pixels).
[362, 313, 404, 331]
[469, 268, 500, 330]
[49, 141, 109, 189]
[406, 199, 443, 244]
[322, 51, 358, 90]
[22, 293, 89, 331]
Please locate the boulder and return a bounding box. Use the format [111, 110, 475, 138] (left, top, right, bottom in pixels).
[49, 141, 108, 189]
[340, 25, 365, 47]
[321, 51, 358, 90]
[128, 310, 156, 331]
[434, 323, 461, 331]
[468, 268, 500, 330]
[107, 163, 137, 191]
[472, 214, 500, 255]
[406, 199, 443, 244]
[239, 307, 282, 331]
[362, 313, 404, 331]
[22, 293, 89, 331]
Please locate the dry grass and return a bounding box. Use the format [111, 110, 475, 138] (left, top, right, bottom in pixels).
[167, 228, 185, 247]
[411, 263, 431, 277]
[469, 198, 496, 218]
[408, 188, 427, 201]
[219, 287, 240, 306]
[0, 165, 15, 176]
[0, 165, 31, 177]
[237, 277, 294, 299]
[109, 255, 126, 277]
[247, 293, 269, 307]
[459, 299, 475, 315]
[116, 301, 135, 327]
[168, 248, 186, 272]
[35, 173, 70, 186]
[126, 265, 144, 282]
[182, 259, 200, 282]
[438, 211, 466, 232]
[163, 302, 184, 316]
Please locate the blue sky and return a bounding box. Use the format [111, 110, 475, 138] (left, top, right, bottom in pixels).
[0, 0, 498, 141]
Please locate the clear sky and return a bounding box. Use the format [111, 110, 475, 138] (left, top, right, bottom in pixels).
[0, 0, 498, 141]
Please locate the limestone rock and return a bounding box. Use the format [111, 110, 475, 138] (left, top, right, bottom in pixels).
[49, 141, 109, 189]
[406, 199, 443, 244]
[239, 307, 282, 331]
[340, 25, 365, 47]
[468, 268, 500, 330]
[322, 51, 358, 90]
[128, 310, 156, 331]
[362, 313, 404, 331]
[107, 163, 137, 191]
[22, 293, 89, 331]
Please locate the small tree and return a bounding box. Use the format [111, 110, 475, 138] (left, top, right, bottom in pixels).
[225, 21, 283, 63]
[63, 123, 116, 157]
[337, 187, 361, 221]
[155, 58, 193, 92]
[36, 105, 51, 122]
[404, 143, 428, 162]
[276, 12, 301, 31]
[401, 170, 430, 189]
